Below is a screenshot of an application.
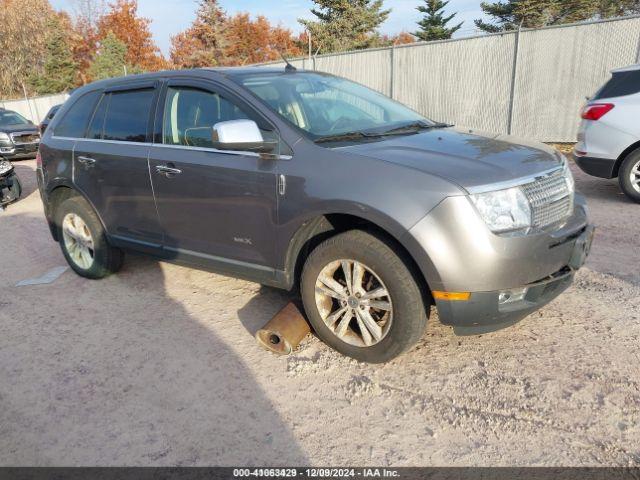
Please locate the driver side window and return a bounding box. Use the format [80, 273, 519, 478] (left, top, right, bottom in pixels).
[162, 86, 250, 148]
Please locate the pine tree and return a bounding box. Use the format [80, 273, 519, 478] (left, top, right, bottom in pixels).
[88, 31, 128, 80]
[415, 0, 463, 41]
[474, 0, 639, 33]
[299, 0, 391, 53]
[30, 15, 78, 94]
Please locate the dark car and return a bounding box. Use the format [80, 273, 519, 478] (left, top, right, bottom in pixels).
[0, 108, 40, 160]
[37, 67, 593, 363]
[40, 104, 62, 135]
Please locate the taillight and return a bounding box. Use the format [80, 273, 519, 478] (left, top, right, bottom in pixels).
[36, 150, 42, 168]
[581, 103, 614, 121]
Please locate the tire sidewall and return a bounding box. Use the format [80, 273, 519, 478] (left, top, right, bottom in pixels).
[301, 231, 428, 363]
[55, 196, 111, 279]
[619, 152, 640, 203]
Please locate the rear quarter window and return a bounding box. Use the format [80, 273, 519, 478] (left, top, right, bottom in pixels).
[594, 70, 640, 100]
[102, 89, 155, 143]
[54, 91, 101, 138]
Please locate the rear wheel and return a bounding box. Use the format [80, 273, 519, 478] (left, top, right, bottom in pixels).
[300, 230, 429, 363]
[619, 150, 640, 203]
[55, 196, 123, 279]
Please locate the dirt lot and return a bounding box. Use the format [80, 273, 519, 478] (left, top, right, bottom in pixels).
[1, 158, 639, 467]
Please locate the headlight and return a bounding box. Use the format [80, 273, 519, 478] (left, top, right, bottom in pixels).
[0, 132, 10, 142]
[563, 157, 575, 194]
[470, 186, 531, 234]
[0, 161, 13, 175]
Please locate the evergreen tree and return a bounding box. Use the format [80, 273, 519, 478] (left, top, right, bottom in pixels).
[88, 32, 128, 80]
[299, 0, 391, 53]
[415, 0, 463, 41]
[475, 0, 640, 33]
[30, 15, 78, 94]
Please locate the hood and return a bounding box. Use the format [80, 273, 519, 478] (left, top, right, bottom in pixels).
[0, 123, 38, 134]
[341, 127, 565, 192]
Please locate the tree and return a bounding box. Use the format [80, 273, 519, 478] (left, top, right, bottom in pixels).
[88, 31, 128, 80]
[414, 0, 463, 41]
[97, 0, 165, 71]
[170, 0, 228, 68]
[69, 0, 106, 84]
[30, 14, 79, 94]
[170, 2, 302, 68]
[224, 14, 302, 65]
[0, 0, 55, 98]
[299, 0, 391, 53]
[475, 0, 640, 33]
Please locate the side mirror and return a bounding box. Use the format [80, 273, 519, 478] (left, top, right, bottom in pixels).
[211, 119, 277, 153]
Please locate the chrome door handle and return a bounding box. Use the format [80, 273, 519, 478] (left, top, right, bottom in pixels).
[155, 165, 182, 177]
[77, 156, 96, 167]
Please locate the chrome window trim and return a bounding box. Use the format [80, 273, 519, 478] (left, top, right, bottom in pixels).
[50, 135, 293, 160]
[465, 166, 565, 194]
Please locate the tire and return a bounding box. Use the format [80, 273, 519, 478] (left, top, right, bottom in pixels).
[55, 195, 124, 279]
[618, 150, 640, 203]
[300, 230, 429, 363]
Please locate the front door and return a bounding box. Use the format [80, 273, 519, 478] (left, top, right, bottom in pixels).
[148, 80, 279, 275]
[73, 84, 163, 251]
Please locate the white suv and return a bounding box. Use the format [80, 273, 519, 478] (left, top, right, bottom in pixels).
[574, 64, 640, 203]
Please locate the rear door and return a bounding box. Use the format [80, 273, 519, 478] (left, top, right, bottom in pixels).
[73, 82, 163, 252]
[147, 78, 280, 274]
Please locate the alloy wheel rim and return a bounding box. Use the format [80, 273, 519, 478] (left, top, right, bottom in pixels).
[630, 160, 640, 194]
[314, 259, 393, 348]
[62, 213, 95, 270]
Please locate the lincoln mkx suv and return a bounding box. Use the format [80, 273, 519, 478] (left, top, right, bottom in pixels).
[37, 67, 593, 363]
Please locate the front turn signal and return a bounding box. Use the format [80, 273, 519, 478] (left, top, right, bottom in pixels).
[432, 291, 471, 301]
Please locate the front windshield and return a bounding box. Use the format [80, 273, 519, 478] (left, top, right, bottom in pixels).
[236, 72, 433, 140]
[0, 110, 29, 126]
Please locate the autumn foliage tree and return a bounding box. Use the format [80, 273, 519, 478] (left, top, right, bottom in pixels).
[170, 0, 302, 68]
[224, 14, 303, 65]
[170, 0, 229, 68]
[0, 0, 56, 98]
[97, 0, 165, 71]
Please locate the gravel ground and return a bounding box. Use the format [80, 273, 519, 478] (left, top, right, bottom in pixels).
[0, 159, 639, 467]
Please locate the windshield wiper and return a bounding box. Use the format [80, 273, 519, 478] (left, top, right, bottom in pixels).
[314, 131, 383, 144]
[378, 121, 452, 136]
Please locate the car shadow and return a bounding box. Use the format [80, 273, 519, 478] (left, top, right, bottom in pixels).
[0, 213, 309, 466]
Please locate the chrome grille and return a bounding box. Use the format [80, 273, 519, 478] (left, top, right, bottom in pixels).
[521, 168, 573, 231]
[10, 132, 40, 145]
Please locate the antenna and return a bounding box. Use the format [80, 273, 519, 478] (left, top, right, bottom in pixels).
[279, 51, 297, 72]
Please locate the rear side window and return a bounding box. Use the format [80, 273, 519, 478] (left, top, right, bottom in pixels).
[594, 70, 640, 100]
[54, 91, 101, 138]
[102, 89, 155, 142]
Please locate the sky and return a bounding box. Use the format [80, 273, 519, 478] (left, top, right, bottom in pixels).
[49, 0, 490, 57]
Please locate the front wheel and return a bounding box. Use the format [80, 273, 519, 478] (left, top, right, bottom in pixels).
[619, 150, 640, 203]
[300, 230, 429, 363]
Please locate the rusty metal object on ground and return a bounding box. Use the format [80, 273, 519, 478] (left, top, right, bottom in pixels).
[255, 302, 311, 355]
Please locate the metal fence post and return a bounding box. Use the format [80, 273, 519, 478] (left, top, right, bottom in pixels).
[636, 29, 640, 63]
[390, 45, 395, 99]
[506, 26, 522, 136]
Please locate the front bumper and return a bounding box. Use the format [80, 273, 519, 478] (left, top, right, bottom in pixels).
[0, 143, 39, 160]
[573, 153, 616, 179]
[437, 224, 593, 326]
[404, 194, 593, 327]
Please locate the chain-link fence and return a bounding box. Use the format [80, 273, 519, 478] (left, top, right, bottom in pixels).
[266, 15, 640, 142]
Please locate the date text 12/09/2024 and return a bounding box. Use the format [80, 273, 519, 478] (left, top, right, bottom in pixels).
[233, 468, 399, 478]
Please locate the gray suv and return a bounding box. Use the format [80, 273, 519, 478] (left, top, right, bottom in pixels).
[37, 67, 594, 363]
